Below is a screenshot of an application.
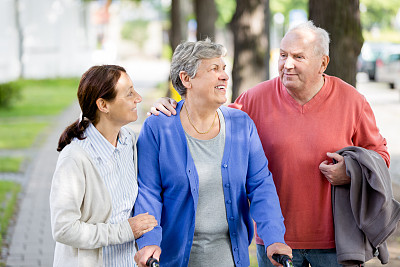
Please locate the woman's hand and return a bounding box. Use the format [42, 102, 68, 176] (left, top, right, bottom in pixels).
[135, 245, 161, 267]
[266, 242, 293, 266]
[148, 97, 177, 116]
[128, 212, 157, 239]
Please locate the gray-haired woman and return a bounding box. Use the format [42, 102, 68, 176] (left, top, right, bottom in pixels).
[133, 39, 292, 267]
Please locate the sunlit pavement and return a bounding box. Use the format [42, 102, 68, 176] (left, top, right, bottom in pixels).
[356, 73, 400, 185]
[357, 73, 400, 266]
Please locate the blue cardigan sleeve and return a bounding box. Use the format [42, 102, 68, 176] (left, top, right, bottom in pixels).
[134, 119, 163, 249]
[245, 117, 286, 247]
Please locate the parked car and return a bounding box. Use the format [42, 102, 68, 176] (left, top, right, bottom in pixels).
[375, 44, 400, 90]
[357, 42, 392, 80]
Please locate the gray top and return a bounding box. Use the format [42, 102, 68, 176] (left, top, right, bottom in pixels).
[333, 146, 400, 265]
[185, 109, 235, 267]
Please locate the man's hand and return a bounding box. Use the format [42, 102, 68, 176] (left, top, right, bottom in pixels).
[319, 152, 351, 185]
[128, 213, 157, 239]
[266, 242, 292, 266]
[148, 97, 177, 116]
[135, 245, 161, 267]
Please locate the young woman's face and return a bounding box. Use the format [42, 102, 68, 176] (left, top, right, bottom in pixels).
[107, 72, 142, 126]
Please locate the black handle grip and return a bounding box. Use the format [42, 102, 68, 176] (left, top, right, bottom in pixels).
[146, 257, 159, 267]
[272, 254, 293, 267]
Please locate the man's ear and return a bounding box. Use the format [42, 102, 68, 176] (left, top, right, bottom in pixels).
[319, 55, 330, 74]
[179, 71, 192, 89]
[96, 98, 109, 114]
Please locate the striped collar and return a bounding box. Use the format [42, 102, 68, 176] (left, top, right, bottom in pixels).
[85, 123, 129, 164]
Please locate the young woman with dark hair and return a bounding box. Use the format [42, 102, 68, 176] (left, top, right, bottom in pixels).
[50, 65, 157, 267]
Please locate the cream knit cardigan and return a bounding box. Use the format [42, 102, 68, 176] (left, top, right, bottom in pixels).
[50, 128, 137, 267]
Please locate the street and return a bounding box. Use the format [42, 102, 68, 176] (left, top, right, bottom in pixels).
[356, 73, 400, 185]
[357, 73, 400, 266]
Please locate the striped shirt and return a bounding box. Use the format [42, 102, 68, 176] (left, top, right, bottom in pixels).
[74, 123, 138, 267]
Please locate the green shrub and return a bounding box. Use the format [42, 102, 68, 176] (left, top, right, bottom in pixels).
[0, 82, 21, 109]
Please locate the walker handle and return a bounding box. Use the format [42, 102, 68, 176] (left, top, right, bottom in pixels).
[146, 257, 159, 267]
[272, 254, 294, 267]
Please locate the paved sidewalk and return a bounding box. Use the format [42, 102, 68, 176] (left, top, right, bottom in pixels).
[5, 102, 80, 267]
[357, 78, 400, 267]
[357, 78, 400, 184]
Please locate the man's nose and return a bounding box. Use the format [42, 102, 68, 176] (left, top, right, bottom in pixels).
[284, 57, 295, 69]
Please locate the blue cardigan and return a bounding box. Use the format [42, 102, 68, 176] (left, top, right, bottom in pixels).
[134, 101, 285, 267]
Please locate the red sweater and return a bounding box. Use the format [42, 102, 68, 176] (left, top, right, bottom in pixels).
[232, 75, 389, 249]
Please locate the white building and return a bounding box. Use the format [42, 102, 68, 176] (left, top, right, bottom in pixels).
[0, 0, 165, 83]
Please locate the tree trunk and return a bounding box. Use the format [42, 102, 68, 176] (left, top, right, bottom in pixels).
[170, 0, 183, 51]
[195, 0, 217, 40]
[309, 0, 363, 87]
[167, 0, 185, 98]
[230, 0, 270, 102]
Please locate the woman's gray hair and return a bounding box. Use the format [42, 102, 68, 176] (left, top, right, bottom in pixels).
[170, 38, 227, 97]
[287, 20, 330, 57]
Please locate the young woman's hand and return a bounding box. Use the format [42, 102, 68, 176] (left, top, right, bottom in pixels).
[128, 212, 157, 239]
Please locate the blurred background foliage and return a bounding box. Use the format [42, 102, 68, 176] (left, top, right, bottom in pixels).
[112, 0, 399, 44]
[120, 0, 400, 41]
[121, 19, 150, 48]
[360, 0, 400, 31]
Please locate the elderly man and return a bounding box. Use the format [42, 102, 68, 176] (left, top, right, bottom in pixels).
[151, 21, 390, 266]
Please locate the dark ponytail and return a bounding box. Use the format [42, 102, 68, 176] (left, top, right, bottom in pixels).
[57, 119, 90, 152]
[57, 65, 126, 152]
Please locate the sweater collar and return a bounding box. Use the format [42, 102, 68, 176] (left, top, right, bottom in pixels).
[279, 74, 332, 113]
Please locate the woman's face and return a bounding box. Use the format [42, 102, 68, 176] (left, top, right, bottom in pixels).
[106, 72, 142, 126]
[189, 57, 229, 107]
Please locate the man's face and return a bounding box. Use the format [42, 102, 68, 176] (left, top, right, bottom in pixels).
[278, 30, 327, 92]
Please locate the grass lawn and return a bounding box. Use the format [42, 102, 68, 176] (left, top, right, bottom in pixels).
[0, 157, 23, 173]
[0, 120, 48, 149]
[0, 78, 79, 118]
[0, 181, 21, 250]
[0, 78, 78, 150]
[0, 78, 78, 255]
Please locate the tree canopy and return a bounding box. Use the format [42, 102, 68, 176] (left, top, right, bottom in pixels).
[360, 0, 400, 30]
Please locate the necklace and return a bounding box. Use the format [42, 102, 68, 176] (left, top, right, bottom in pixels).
[184, 103, 217, 134]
